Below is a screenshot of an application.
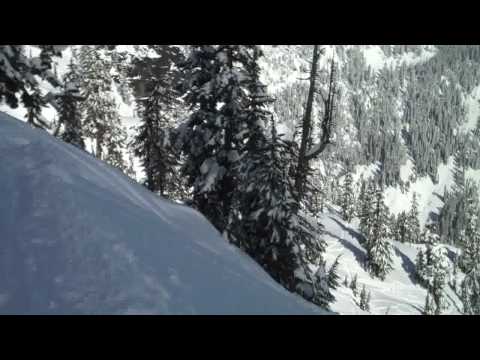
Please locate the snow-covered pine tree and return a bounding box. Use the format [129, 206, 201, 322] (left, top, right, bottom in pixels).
[359, 180, 375, 243]
[415, 222, 451, 314]
[461, 263, 480, 315]
[232, 45, 275, 249]
[177, 45, 255, 234]
[395, 211, 408, 243]
[327, 255, 342, 290]
[459, 181, 480, 272]
[356, 176, 367, 218]
[365, 184, 394, 280]
[0, 45, 62, 128]
[359, 284, 370, 312]
[422, 293, 435, 315]
[453, 142, 467, 194]
[406, 192, 421, 243]
[366, 290, 371, 311]
[131, 45, 189, 199]
[103, 128, 129, 173]
[75, 46, 128, 171]
[458, 181, 480, 314]
[54, 59, 85, 149]
[340, 169, 355, 222]
[133, 82, 179, 196]
[350, 273, 358, 296]
[237, 113, 331, 306]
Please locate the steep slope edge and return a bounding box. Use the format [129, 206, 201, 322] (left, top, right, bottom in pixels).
[0, 112, 324, 315]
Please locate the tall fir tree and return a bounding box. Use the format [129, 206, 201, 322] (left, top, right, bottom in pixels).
[177, 45, 256, 235]
[359, 180, 376, 243]
[459, 181, 480, 272]
[365, 184, 394, 280]
[55, 59, 85, 149]
[359, 284, 371, 312]
[350, 273, 358, 296]
[406, 192, 421, 243]
[340, 169, 355, 222]
[394, 211, 408, 243]
[130, 45, 187, 197]
[458, 181, 480, 314]
[237, 113, 331, 307]
[75, 46, 128, 171]
[415, 222, 451, 314]
[356, 176, 367, 218]
[422, 293, 435, 315]
[453, 143, 467, 194]
[133, 83, 179, 196]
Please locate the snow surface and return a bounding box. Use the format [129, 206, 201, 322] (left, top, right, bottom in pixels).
[320, 211, 462, 315]
[461, 84, 480, 133]
[0, 112, 325, 315]
[362, 45, 437, 73]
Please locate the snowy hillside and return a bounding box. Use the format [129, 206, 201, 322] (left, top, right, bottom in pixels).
[0, 112, 325, 315]
[2, 45, 479, 315]
[260, 45, 480, 227]
[320, 211, 462, 315]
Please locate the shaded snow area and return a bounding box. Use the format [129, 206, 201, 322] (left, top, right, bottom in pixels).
[320, 212, 462, 315]
[0, 112, 325, 315]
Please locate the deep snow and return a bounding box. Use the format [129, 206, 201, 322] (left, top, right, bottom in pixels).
[0, 112, 325, 315]
[320, 210, 463, 315]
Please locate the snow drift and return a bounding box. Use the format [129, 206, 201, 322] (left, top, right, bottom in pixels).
[0, 112, 323, 315]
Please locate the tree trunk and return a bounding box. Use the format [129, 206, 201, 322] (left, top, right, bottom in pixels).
[295, 45, 320, 201]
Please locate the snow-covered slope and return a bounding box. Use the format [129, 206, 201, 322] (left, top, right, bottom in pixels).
[320, 211, 462, 315]
[0, 112, 325, 315]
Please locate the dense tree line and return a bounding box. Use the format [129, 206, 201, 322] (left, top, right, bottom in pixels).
[3, 44, 480, 314]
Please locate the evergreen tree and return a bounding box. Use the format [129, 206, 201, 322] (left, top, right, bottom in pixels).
[365, 184, 394, 280]
[1, 45, 63, 128]
[453, 143, 467, 194]
[459, 181, 480, 271]
[359, 284, 371, 312]
[75, 46, 128, 171]
[356, 176, 367, 218]
[340, 169, 355, 222]
[350, 273, 358, 296]
[178, 46, 335, 308]
[129, 45, 187, 198]
[395, 211, 408, 243]
[236, 115, 330, 307]
[458, 181, 480, 314]
[406, 192, 421, 243]
[359, 180, 375, 243]
[461, 263, 480, 315]
[415, 223, 451, 314]
[422, 293, 435, 315]
[327, 255, 342, 291]
[366, 290, 371, 312]
[55, 60, 85, 149]
[133, 83, 179, 196]
[177, 45, 256, 234]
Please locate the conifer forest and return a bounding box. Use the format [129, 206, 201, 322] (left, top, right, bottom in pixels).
[1, 45, 480, 315]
